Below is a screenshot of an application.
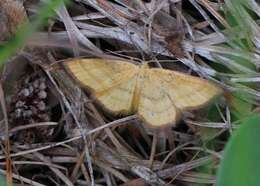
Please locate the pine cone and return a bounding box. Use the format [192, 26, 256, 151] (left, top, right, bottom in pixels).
[9, 74, 54, 143]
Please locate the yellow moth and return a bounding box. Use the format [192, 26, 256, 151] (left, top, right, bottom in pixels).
[64, 58, 222, 127]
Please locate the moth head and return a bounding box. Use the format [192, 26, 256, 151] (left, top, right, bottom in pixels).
[140, 62, 150, 70]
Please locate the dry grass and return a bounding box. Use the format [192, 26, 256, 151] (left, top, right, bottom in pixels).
[0, 0, 259, 185]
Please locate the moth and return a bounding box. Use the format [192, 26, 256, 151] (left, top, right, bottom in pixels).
[64, 58, 222, 127]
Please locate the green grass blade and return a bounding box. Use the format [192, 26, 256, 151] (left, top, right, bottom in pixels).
[217, 114, 260, 186]
[0, 0, 69, 64]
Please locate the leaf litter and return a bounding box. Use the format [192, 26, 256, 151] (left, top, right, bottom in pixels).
[0, 0, 260, 186]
